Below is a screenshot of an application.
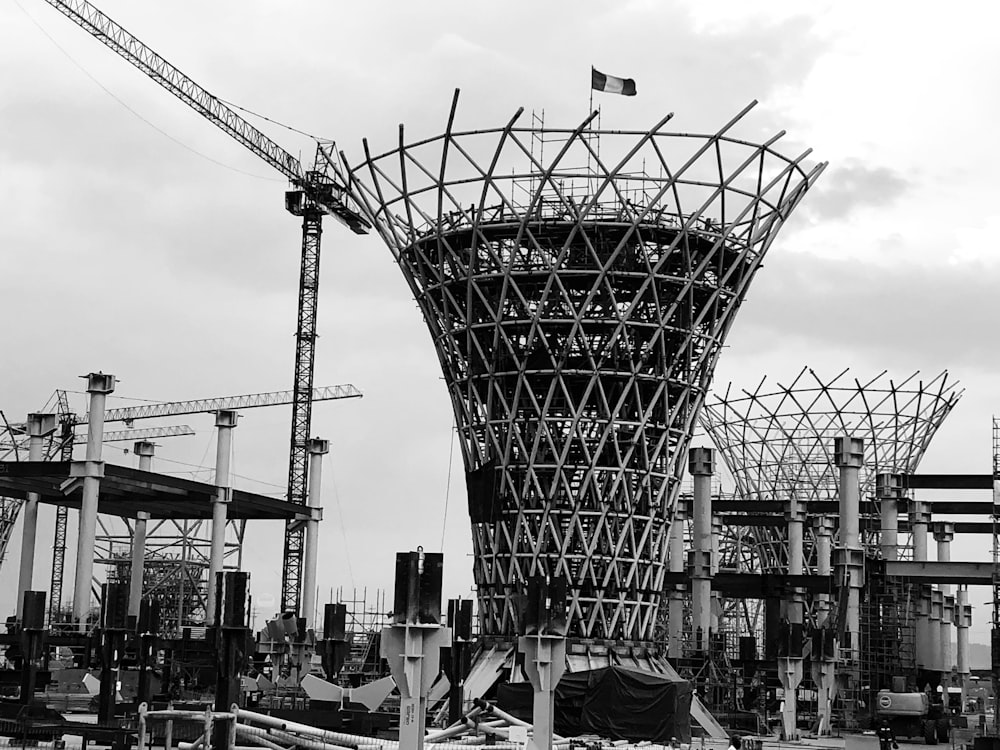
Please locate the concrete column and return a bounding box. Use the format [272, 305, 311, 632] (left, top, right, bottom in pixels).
[875, 473, 903, 562]
[301, 437, 329, 628]
[74, 372, 116, 631]
[834, 436, 864, 663]
[814, 516, 835, 626]
[667, 500, 687, 659]
[17, 413, 57, 617]
[688, 447, 713, 653]
[128, 441, 155, 620]
[207, 410, 237, 625]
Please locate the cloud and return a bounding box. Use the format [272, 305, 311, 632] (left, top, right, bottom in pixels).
[723, 250, 1000, 374]
[803, 160, 910, 220]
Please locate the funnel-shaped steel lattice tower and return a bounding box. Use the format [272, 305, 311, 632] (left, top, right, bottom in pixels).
[342, 96, 825, 643]
[700, 368, 963, 572]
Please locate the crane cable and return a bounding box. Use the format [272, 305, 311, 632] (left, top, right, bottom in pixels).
[13, 0, 280, 181]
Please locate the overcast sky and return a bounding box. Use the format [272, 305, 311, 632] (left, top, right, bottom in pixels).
[2, 1, 999, 641]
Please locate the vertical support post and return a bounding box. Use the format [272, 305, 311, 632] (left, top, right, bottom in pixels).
[934, 522, 956, 675]
[667, 499, 687, 659]
[447, 598, 473, 724]
[778, 495, 806, 740]
[942, 596, 955, 676]
[834, 436, 864, 663]
[74, 372, 115, 631]
[214, 571, 250, 750]
[814, 517, 834, 626]
[875, 473, 903, 562]
[912, 499, 932, 672]
[518, 576, 568, 750]
[811, 516, 837, 737]
[17, 413, 56, 617]
[129, 440, 156, 620]
[302, 438, 329, 629]
[98, 582, 129, 724]
[136, 599, 160, 708]
[318, 603, 348, 681]
[208, 410, 238, 625]
[19, 591, 46, 704]
[929, 589, 944, 674]
[689, 447, 713, 653]
[956, 585, 970, 704]
[381, 549, 450, 750]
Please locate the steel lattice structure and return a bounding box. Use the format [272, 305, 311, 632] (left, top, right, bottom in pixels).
[700, 368, 963, 572]
[340, 96, 824, 642]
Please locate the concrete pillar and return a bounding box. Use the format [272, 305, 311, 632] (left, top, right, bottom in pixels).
[667, 500, 687, 659]
[834, 436, 864, 663]
[911, 500, 932, 670]
[207, 410, 237, 625]
[689, 447, 713, 653]
[814, 516, 835, 627]
[128, 440, 155, 620]
[301, 437, 329, 628]
[875, 473, 903, 562]
[74, 372, 116, 631]
[17, 413, 57, 617]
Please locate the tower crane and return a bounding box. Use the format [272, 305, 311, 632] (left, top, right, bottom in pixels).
[47, 384, 362, 621]
[38, 0, 370, 615]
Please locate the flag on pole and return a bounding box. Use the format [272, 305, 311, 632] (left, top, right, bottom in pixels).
[591, 67, 636, 96]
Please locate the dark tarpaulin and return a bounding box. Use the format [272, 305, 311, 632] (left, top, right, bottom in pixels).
[496, 666, 692, 743]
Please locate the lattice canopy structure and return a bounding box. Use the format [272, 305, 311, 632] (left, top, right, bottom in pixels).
[340, 96, 825, 642]
[700, 368, 963, 572]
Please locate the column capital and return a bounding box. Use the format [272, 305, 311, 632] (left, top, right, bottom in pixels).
[82, 372, 116, 394]
[688, 446, 714, 476]
[834, 436, 863, 468]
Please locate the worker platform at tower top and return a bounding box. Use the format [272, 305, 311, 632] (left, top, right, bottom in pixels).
[0, 461, 315, 521]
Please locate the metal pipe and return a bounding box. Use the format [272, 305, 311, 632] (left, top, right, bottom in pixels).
[17, 413, 56, 617]
[302, 438, 329, 628]
[129, 440, 156, 619]
[912, 501, 931, 669]
[835, 436, 863, 663]
[689, 447, 713, 653]
[208, 410, 238, 624]
[876, 474, 903, 563]
[814, 516, 834, 626]
[667, 500, 686, 658]
[74, 373, 115, 630]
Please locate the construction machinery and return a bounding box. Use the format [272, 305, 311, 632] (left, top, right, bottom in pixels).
[37, 0, 371, 618]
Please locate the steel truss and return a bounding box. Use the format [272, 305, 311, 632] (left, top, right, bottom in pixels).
[339, 94, 824, 642]
[96, 517, 244, 632]
[700, 368, 962, 572]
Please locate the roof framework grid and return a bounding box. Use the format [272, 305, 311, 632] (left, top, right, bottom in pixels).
[340, 94, 825, 642]
[700, 368, 963, 573]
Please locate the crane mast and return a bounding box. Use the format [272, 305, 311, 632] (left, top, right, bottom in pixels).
[39, 0, 370, 616]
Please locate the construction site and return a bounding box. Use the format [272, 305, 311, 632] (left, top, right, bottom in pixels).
[0, 2, 997, 750]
